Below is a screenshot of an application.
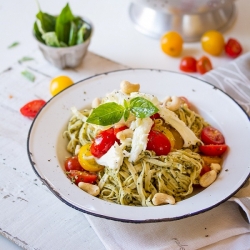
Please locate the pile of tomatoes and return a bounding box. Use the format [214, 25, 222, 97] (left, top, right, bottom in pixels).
[160, 30, 243, 75]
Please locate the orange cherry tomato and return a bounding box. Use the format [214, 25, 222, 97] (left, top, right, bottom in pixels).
[160, 31, 183, 57]
[50, 75, 74, 96]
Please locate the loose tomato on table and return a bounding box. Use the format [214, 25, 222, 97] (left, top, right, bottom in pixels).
[66, 170, 98, 184]
[201, 30, 225, 56]
[225, 38, 243, 58]
[179, 56, 197, 73]
[64, 156, 83, 171]
[160, 31, 183, 57]
[50, 75, 74, 96]
[201, 126, 225, 145]
[90, 127, 116, 158]
[146, 130, 171, 156]
[78, 143, 104, 172]
[196, 56, 213, 74]
[199, 144, 228, 156]
[20, 99, 46, 118]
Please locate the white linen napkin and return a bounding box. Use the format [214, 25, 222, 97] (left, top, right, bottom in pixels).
[84, 52, 250, 250]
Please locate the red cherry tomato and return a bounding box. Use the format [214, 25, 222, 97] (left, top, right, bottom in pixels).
[196, 56, 213, 75]
[179, 96, 191, 109]
[225, 38, 242, 58]
[20, 100, 46, 118]
[146, 130, 171, 156]
[64, 156, 83, 171]
[150, 113, 161, 120]
[200, 165, 211, 176]
[66, 170, 98, 184]
[90, 127, 116, 158]
[201, 126, 225, 145]
[179, 56, 197, 73]
[199, 144, 228, 156]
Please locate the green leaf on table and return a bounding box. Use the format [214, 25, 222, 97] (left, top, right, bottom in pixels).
[55, 3, 75, 45]
[21, 70, 36, 82]
[33, 21, 45, 43]
[36, 11, 56, 33]
[86, 102, 125, 126]
[130, 97, 159, 118]
[42, 32, 60, 47]
[8, 42, 19, 49]
[18, 57, 34, 63]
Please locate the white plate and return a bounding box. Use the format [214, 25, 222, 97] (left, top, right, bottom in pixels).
[27, 69, 250, 223]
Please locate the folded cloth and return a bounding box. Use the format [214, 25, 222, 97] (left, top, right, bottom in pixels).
[84, 52, 250, 250]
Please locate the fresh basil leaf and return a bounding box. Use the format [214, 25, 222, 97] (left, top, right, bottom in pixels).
[36, 11, 56, 33]
[33, 21, 44, 43]
[8, 42, 19, 49]
[87, 102, 124, 126]
[68, 21, 77, 46]
[21, 70, 36, 82]
[76, 24, 87, 44]
[18, 57, 34, 63]
[124, 109, 130, 122]
[55, 3, 75, 45]
[130, 97, 159, 118]
[42, 32, 60, 47]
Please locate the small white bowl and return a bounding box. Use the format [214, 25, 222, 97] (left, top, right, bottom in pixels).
[34, 18, 92, 69]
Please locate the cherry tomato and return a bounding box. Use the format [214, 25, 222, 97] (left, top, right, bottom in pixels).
[64, 156, 83, 171]
[152, 125, 175, 150]
[179, 96, 191, 109]
[225, 38, 242, 58]
[146, 130, 171, 156]
[90, 128, 116, 158]
[199, 144, 228, 156]
[20, 99, 46, 118]
[179, 56, 197, 72]
[168, 126, 184, 150]
[200, 165, 211, 176]
[201, 30, 225, 56]
[66, 170, 98, 184]
[160, 31, 183, 57]
[196, 56, 213, 74]
[50, 75, 74, 96]
[201, 126, 225, 145]
[150, 113, 161, 120]
[78, 144, 104, 172]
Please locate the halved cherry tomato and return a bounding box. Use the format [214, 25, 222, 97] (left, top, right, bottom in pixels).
[153, 125, 175, 150]
[20, 99, 46, 118]
[168, 126, 184, 150]
[90, 128, 116, 158]
[64, 156, 83, 171]
[179, 96, 191, 109]
[78, 144, 104, 172]
[150, 113, 161, 120]
[201, 126, 225, 145]
[199, 144, 228, 156]
[66, 170, 97, 184]
[179, 56, 197, 73]
[200, 165, 211, 176]
[196, 56, 213, 74]
[225, 38, 242, 58]
[146, 130, 171, 156]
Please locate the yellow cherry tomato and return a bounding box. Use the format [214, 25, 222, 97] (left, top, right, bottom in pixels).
[78, 143, 104, 172]
[50, 75, 74, 96]
[153, 124, 175, 150]
[201, 30, 225, 56]
[160, 31, 183, 57]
